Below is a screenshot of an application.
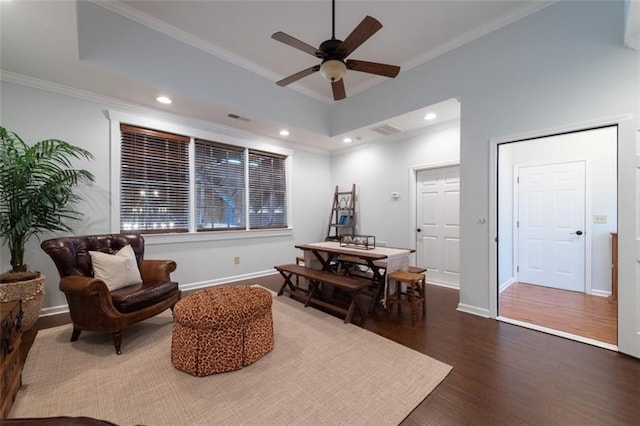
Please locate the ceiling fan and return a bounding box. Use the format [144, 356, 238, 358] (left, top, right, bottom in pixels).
[271, 0, 401, 101]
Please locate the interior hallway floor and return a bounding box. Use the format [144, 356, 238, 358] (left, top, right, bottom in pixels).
[499, 282, 617, 345]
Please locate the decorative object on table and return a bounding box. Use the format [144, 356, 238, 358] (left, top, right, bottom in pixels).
[171, 286, 273, 376]
[0, 126, 94, 331]
[40, 233, 181, 355]
[340, 234, 376, 250]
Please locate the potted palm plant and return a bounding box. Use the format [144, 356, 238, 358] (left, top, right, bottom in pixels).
[0, 126, 94, 330]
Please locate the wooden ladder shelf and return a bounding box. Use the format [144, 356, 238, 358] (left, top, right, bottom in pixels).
[326, 184, 356, 241]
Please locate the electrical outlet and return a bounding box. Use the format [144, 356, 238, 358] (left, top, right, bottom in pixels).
[234, 256, 240, 264]
[593, 215, 607, 224]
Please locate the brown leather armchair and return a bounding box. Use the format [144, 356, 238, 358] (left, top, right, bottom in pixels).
[41, 233, 181, 355]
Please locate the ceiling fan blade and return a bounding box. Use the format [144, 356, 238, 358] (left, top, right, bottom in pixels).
[276, 65, 321, 87]
[271, 31, 323, 58]
[337, 16, 382, 58]
[331, 79, 346, 101]
[346, 59, 400, 78]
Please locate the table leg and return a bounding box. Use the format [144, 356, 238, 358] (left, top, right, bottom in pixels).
[366, 262, 386, 313]
[277, 271, 296, 296]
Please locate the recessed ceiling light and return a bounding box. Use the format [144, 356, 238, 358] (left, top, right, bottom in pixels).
[279, 130, 290, 136]
[343, 138, 353, 143]
[424, 112, 437, 121]
[156, 96, 172, 104]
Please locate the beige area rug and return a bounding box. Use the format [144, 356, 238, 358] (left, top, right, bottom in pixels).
[11, 288, 452, 425]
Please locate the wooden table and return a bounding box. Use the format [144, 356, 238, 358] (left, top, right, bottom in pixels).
[296, 241, 413, 311]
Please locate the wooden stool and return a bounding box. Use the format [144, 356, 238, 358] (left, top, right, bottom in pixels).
[386, 270, 426, 323]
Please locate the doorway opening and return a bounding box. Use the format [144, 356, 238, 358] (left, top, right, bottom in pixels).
[496, 125, 618, 349]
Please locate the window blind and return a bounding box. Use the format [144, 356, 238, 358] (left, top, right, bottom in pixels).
[120, 124, 190, 233]
[195, 139, 246, 230]
[248, 150, 287, 229]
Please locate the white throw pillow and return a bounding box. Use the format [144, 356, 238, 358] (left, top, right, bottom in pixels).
[89, 244, 143, 291]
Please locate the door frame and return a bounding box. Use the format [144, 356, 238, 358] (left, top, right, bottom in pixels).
[408, 161, 460, 269]
[489, 117, 627, 351]
[513, 159, 592, 294]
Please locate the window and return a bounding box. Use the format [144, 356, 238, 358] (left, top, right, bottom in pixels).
[119, 124, 288, 234]
[195, 140, 245, 231]
[120, 125, 189, 233]
[249, 150, 287, 229]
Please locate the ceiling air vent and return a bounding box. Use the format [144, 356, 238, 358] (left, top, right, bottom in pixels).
[370, 124, 402, 136]
[226, 113, 251, 122]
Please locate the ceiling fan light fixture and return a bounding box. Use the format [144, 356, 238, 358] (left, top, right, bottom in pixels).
[320, 59, 346, 82]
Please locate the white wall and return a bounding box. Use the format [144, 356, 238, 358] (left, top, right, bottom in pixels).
[498, 126, 618, 295]
[330, 1, 639, 318]
[331, 121, 460, 248]
[2, 2, 638, 348]
[0, 81, 331, 315]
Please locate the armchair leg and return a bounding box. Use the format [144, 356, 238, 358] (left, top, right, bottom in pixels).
[111, 331, 123, 355]
[70, 327, 81, 342]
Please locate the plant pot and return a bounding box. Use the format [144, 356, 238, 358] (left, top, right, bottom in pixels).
[0, 274, 45, 331]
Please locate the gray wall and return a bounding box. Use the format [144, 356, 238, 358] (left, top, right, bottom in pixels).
[329, 0, 639, 316]
[1, 1, 637, 324]
[0, 81, 331, 315]
[330, 121, 460, 248]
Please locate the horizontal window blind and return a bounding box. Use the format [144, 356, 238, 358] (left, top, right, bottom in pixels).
[248, 150, 287, 229]
[120, 124, 189, 233]
[195, 139, 246, 231]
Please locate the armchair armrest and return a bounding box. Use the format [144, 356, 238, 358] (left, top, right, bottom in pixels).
[59, 276, 111, 296]
[139, 259, 177, 285]
[59, 276, 122, 320]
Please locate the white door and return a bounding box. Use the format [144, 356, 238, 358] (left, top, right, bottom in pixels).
[416, 166, 460, 287]
[517, 161, 586, 291]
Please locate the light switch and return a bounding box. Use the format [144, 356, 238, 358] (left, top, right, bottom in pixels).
[593, 215, 607, 224]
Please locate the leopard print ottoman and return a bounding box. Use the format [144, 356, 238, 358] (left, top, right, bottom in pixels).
[171, 286, 274, 376]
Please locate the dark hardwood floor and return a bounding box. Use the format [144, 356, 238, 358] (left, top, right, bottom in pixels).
[35, 274, 640, 425]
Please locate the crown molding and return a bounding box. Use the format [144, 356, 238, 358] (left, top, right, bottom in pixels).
[90, 0, 330, 104]
[1, 70, 331, 155]
[401, 1, 557, 73]
[90, 1, 555, 106]
[1, 71, 265, 145]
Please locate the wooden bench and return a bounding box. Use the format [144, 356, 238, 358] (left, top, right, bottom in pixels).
[274, 264, 371, 324]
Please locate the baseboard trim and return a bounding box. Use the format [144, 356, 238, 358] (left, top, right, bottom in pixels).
[457, 303, 490, 318]
[426, 280, 459, 290]
[499, 278, 515, 293]
[590, 289, 611, 298]
[37, 270, 279, 326]
[179, 269, 276, 292]
[498, 316, 618, 352]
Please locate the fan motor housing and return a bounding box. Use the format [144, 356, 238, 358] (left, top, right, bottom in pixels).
[319, 38, 344, 57]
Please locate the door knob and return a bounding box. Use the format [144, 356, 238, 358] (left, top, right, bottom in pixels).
[572, 230, 583, 235]
[417, 228, 422, 232]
